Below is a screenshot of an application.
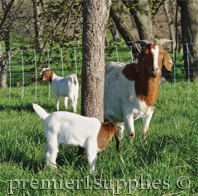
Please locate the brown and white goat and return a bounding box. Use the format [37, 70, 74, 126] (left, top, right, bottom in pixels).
[104, 40, 173, 142]
[39, 68, 79, 112]
[32, 103, 120, 177]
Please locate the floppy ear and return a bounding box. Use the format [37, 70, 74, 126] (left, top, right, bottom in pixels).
[114, 130, 120, 153]
[134, 63, 140, 72]
[39, 73, 43, 79]
[43, 70, 53, 82]
[164, 50, 173, 71]
[105, 122, 120, 153]
[135, 53, 144, 72]
[136, 49, 149, 72]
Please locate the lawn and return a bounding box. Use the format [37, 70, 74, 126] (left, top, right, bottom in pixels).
[0, 81, 198, 195]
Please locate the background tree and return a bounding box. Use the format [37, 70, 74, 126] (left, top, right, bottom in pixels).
[110, 0, 141, 54]
[81, 0, 112, 121]
[178, 0, 198, 80]
[0, 0, 15, 88]
[122, 0, 153, 41]
[163, 0, 176, 52]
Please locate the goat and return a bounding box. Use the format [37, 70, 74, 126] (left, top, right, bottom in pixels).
[104, 39, 173, 142]
[32, 103, 120, 177]
[39, 68, 79, 113]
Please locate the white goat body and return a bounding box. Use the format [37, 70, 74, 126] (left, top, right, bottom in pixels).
[104, 42, 173, 141]
[39, 68, 79, 112]
[32, 103, 120, 177]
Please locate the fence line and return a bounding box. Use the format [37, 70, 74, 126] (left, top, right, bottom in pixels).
[173, 42, 176, 96]
[74, 47, 77, 74]
[47, 49, 50, 100]
[21, 50, 24, 99]
[1, 44, 198, 100]
[8, 52, 11, 101]
[61, 48, 64, 77]
[186, 43, 191, 98]
[34, 50, 37, 100]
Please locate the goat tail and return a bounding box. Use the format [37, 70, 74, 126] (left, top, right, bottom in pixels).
[68, 73, 78, 86]
[32, 103, 49, 121]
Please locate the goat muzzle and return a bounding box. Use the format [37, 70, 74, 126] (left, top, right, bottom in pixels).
[39, 74, 43, 80]
[151, 68, 160, 77]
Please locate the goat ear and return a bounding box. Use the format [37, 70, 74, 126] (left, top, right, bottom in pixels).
[45, 70, 53, 82]
[44, 71, 50, 81]
[114, 130, 120, 153]
[136, 52, 145, 72]
[164, 50, 173, 71]
[134, 63, 140, 72]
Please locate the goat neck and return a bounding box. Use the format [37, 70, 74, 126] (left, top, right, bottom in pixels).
[135, 65, 160, 107]
[122, 61, 161, 107]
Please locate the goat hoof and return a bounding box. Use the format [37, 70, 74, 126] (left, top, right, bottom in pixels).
[129, 132, 135, 139]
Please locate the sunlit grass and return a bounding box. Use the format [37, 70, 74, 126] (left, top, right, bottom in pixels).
[0, 81, 198, 195]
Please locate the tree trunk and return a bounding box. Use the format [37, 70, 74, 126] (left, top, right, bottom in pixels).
[81, 0, 111, 121]
[32, 0, 41, 50]
[110, 20, 120, 42]
[179, 0, 198, 80]
[0, 0, 13, 89]
[0, 0, 15, 33]
[0, 43, 7, 89]
[110, 0, 141, 55]
[123, 0, 154, 41]
[163, 0, 176, 52]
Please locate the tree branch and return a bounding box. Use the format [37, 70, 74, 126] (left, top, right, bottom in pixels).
[0, 0, 16, 32]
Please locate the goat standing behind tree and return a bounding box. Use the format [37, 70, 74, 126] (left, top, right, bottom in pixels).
[104, 39, 173, 143]
[39, 68, 79, 113]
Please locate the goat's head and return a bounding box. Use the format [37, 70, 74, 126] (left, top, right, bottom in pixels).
[132, 39, 173, 78]
[97, 122, 120, 152]
[39, 68, 53, 82]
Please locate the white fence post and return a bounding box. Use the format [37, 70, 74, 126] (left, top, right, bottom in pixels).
[61, 48, 64, 77]
[130, 46, 133, 63]
[8, 51, 11, 101]
[116, 46, 119, 62]
[186, 43, 190, 97]
[47, 49, 50, 99]
[173, 42, 176, 96]
[21, 50, 24, 99]
[74, 47, 77, 74]
[34, 50, 37, 100]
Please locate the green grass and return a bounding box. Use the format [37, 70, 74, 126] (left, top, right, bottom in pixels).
[0, 81, 198, 195]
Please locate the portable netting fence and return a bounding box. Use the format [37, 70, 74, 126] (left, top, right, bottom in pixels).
[1, 44, 198, 100]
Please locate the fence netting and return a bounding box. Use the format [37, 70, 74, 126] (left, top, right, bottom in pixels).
[1, 43, 198, 100]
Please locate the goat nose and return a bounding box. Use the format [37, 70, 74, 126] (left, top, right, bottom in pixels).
[152, 67, 158, 72]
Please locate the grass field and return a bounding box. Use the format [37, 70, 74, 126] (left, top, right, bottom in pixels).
[0, 81, 198, 196]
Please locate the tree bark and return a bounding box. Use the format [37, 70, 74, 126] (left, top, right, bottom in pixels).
[81, 0, 111, 121]
[0, 0, 15, 33]
[0, 0, 14, 89]
[163, 0, 176, 52]
[0, 43, 7, 89]
[110, 20, 120, 42]
[179, 0, 198, 80]
[123, 0, 153, 41]
[110, 0, 141, 55]
[32, 0, 40, 50]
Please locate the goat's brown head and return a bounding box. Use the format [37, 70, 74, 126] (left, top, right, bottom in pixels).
[39, 68, 53, 83]
[132, 39, 173, 78]
[97, 122, 120, 152]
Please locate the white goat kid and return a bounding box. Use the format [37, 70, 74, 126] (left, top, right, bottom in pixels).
[39, 68, 79, 112]
[104, 39, 173, 142]
[32, 103, 120, 177]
